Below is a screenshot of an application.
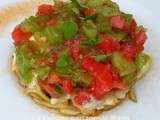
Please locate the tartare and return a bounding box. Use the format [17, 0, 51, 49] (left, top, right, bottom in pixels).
[11, 0, 151, 116]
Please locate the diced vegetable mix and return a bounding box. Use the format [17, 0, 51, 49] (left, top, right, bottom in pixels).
[111, 52, 136, 76]
[12, 0, 150, 106]
[61, 21, 78, 39]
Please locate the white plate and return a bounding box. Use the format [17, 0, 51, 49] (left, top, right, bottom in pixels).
[0, 0, 160, 120]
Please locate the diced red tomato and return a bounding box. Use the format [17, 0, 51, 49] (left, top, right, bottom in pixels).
[83, 8, 96, 16]
[46, 19, 57, 27]
[65, 38, 83, 61]
[52, 52, 58, 61]
[110, 15, 125, 29]
[11, 27, 32, 45]
[130, 19, 137, 38]
[136, 45, 144, 53]
[82, 57, 112, 99]
[64, 35, 85, 47]
[135, 29, 147, 46]
[111, 69, 127, 89]
[82, 57, 126, 100]
[39, 73, 73, 97]
[71, 48, 82, 61]
[97, 34, 120, 52]
[121, 43, 137, 61]
[74, 91, 91, 105]
[122, 22, 130, 33]
[36, 4, 55, 16]
[47, 72, 63, 84]
[39, 80, 61, 98]
[62, 80, 73, 94]
[91, 78, 112, 100]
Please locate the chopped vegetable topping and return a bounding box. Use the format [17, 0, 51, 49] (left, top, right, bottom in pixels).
[44, 27, 63, 45]
[110, 16, 125, 30]
[82, 20, 97, 39]
[94, 54, 108, 62]
[61, 21, 78, 40]
[12, 0, 150, 111]
[111, 52, 136, 76]
[12, 27, 32, 45]
[82, 57, 126, 99]
[56, 49, 71, 67]
[97, 34, 120, 52]
[36, 4, 55, 16]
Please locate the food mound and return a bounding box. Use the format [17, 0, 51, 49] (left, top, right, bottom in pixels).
[11, 0, 151, 116]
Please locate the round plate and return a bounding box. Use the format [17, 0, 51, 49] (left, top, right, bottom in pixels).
[0, 0, 160, 120]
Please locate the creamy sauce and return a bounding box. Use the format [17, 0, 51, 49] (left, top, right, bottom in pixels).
[83, 97, 104, 110]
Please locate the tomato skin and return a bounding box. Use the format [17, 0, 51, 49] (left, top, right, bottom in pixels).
[74, 91, 91, 105]
[122, 22, 130, 33]
[36, 4, 55, 16]
[110, 15, 125, 29]
[121, 43, 137, 61]
[121, 23, 147, 61]
[12, 27, 32, 45]
[84, 8, 96, 16]
[82, 57, 126, 100]
[130, 20, 137, 37]
[62, 80, 73, 94]
[97, 34, 120, 52]
[135, 30, 147, 46]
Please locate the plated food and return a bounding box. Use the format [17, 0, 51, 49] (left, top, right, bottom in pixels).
[11, 0, 151, 116]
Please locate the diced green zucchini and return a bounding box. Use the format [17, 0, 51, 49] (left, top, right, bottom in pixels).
[56, 49, 71, 68]
[44, 27, 63, 45]
[72, 70, 92, 87]
[61, 21, 78, 40]
[82, 20, 97, 39]
[123, 72, 137, 88]
[86, 0, 104, 7]
[122, 13, 133, 24]
[34, 66, 50, 80]
[111, 30, 127, 41]
[56, 55, 92, 87]
[96, 6, 121, 17]
[111, 52, 136, 76]
[135, 53, 152, 79]
[80, 38, 100, 47]
[123, 53, 152, 88]
[94, 54, 111, 62]
[70, 0, 84, 9]
[21, 16, 45, 33]
[96, 14, 112, 33]
[33, 31, 45, 40]
[16, 45, 34, 84]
